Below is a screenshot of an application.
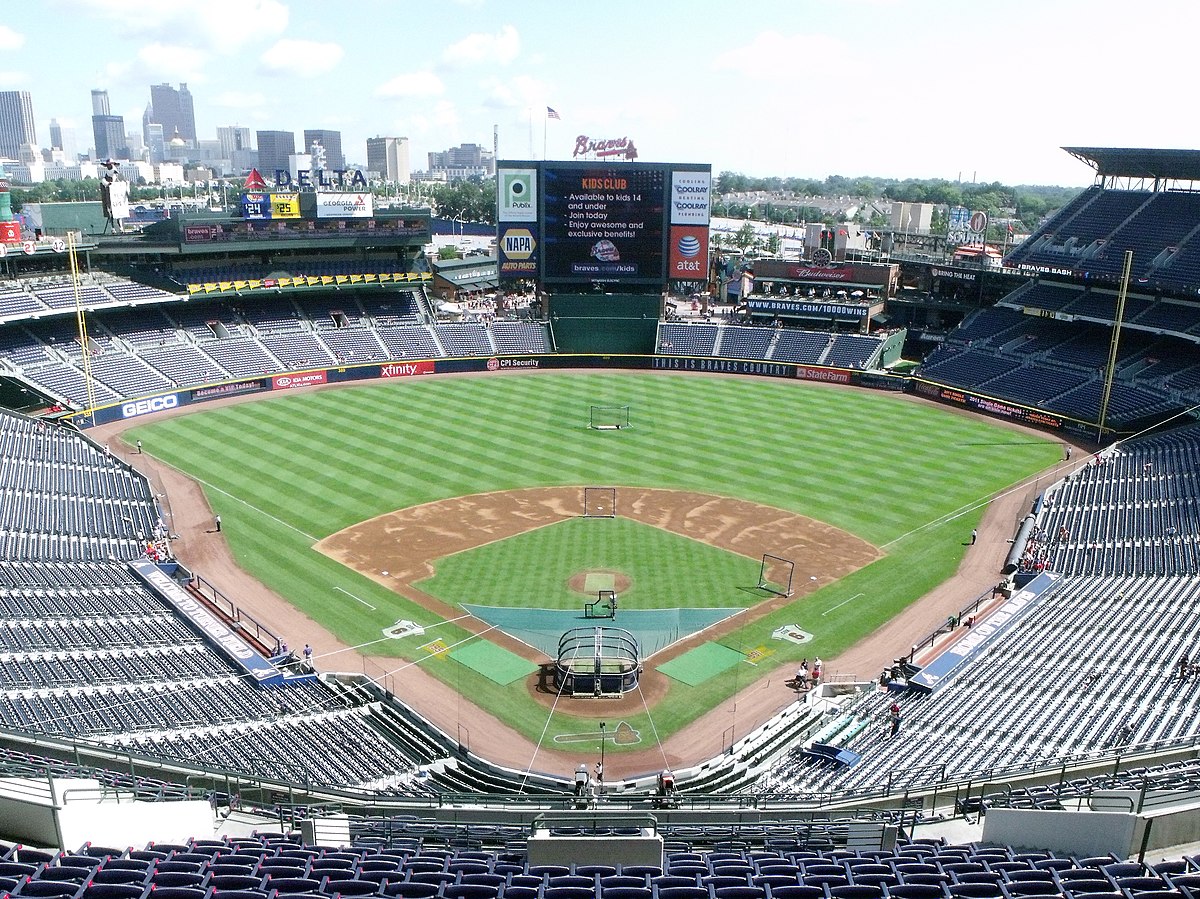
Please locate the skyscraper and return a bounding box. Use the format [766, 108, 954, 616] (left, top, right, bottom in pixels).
[303, 129, 344, 170]
[217, 125, 251, 159]
[146, 83, 196, 143]
[366, 136, 410, 184]
[256, 130, 296, 177]
[90, 90, 127, 160]
[0, 91, 37, 160]
[48, 119, 63, 151]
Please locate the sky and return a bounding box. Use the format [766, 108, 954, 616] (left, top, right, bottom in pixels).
[6, 0, 1200, 187]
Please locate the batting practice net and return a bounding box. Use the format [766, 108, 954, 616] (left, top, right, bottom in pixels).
[589, 405, 630, 430]
[555, 626, 641, 697]
[757, 553, 795, 597]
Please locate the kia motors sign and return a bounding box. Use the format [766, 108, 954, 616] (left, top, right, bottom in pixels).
[272, 371, 328, 389]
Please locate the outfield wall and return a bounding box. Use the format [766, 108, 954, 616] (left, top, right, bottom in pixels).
[68, 352, 1119, 441]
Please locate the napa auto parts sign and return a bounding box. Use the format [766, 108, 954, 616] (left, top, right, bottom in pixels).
[273, 371, 327, 390]
[314, 192, 374, 219]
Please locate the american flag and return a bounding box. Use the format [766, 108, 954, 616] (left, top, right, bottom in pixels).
[546, 106, 561, 120]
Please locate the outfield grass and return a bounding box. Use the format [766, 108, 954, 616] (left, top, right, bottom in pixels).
[129, 372, 1062, 750]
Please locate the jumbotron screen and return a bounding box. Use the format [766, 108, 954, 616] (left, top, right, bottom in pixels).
[496, 160, 711, 289]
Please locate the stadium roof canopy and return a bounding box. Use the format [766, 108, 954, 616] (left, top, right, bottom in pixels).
[1063, 147, 1200, 181]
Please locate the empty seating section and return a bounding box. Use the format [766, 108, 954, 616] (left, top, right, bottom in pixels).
[258, 332, 335, 369]
[33, 284, 111, 311]
[771, 330, 831, 364]
[759, 426, 1200, 800]
[718, 326, 774, 360]
[86, 353, 176, 397]
[297, 295, 367, 329]
[917, 348, 1013, 388]
[1006, 187, 1200, 294]
[438, 323, 494, 356]
[138, 344, 227, 386]
[824, 335, 880, 369]
[0, 287, 47, 318]
[321, 328, 389, 363]
[0, 833, 1199, 899]
[490, 321, 550, 354]
[103, 281, 177, 304]
[1088, 192, 1200, 281]
[659, 323, 718, 355]
[242, 297, 305, 334]
[94, 307, 179, 346]
[0, 408, 447, 789]
[377, 325, 441, 358]
[201, 337, 281, 377]
[919, 285, 1199, 428]
[361, 292, 424, 325]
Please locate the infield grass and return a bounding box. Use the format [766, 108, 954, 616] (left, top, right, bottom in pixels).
[129, 372, 1062, 750]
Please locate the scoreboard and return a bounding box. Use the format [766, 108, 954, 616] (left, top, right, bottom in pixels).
[497, 160, 711, 289]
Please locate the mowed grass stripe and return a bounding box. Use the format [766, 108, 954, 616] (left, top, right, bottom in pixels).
[131, 373, 1061, 746]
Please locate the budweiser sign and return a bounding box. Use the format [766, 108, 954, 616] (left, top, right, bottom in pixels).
[573, 135, 639, 160]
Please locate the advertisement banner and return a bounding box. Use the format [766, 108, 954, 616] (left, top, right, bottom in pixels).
[498, 226, 539, 277]
[183, 224, 222, 243]
[272, 371, 328, 390]
[379, 360, 435, 378]
[191, 379, 268, 401]
[128, 559, 282, 686]
[497, 167, 538, 222]
[270, 193, 301, 219]
[0, 221, 21, 243]
[120, 394, 181, 419]
[795, 366, 853, 385]
[668, 225, 708, 281]
[670, 170, 711, 225]
[542, 165, 665, 284]
[748, 299, 869, 318]
[314, 193, 373, 219]
[241, 192, 271, 219]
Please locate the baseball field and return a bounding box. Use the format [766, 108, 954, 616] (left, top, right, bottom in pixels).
[127, 371, 1061, 750]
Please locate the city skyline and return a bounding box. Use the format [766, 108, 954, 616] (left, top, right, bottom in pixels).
[3, 0, 1200, 186]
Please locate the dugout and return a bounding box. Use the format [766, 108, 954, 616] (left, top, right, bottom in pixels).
[548, 293, 662, 355]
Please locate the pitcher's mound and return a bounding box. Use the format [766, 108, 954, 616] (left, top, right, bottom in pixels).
[568, 570, 632, 595]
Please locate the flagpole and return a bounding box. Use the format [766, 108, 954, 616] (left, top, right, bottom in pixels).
[543, 107, 547, 161]
[528, 107, 533, 158]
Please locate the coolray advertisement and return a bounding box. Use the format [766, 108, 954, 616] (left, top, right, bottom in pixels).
[670, 170, 711, 225]
[542, 165, 665, 284]
[497, 168, 537, 222]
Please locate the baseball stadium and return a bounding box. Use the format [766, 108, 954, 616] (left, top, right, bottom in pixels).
[1, 148, 1200, 875]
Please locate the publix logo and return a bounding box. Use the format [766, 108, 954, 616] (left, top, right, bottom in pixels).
[677, 235, 701, 258]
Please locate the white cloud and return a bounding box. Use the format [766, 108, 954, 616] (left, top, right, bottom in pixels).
[260, 40, 344, 77]
[479, 74, 549, 110]
[67, 0, 288, 51]
[0, 71, 27, 88]
[712, 31, 849, 76]
[442, 25, 520, 68]
[212, 90, 268, 110]
[136, 43, 208, 81]
[0, 26, 25, 51]
[375, 71, 445, 99]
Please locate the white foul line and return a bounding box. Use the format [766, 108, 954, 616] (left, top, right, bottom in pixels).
[822, 592, 865, 616]
[336, 586, 377, 610]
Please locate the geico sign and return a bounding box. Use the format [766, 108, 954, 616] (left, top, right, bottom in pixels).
[121, 395, 179, 418]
